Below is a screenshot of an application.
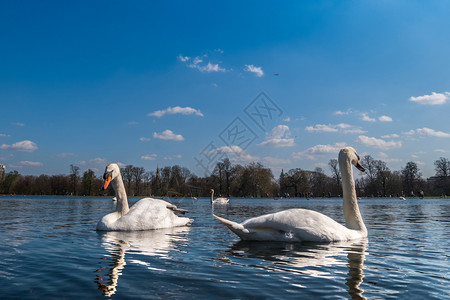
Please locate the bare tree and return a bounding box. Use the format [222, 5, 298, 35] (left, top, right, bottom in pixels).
[362, 155, 377, 183]
[434, 157, 450, 177]
[121, 165, 134, 194]
[131, 166, 144, 196]
[328, 159, 341, 195]
[375, 160, 390, 196]
[402, 161, 421, 196]
[70, 164, 80, 195]
[81, 169, 96, 196]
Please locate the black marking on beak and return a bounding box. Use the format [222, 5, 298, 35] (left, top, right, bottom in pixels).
[356, 160, 365, 172]
[103, 170, 113, 180]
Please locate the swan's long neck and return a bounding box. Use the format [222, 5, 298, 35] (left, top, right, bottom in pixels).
[340, 157, 367, 233]
[112, 173, 130, 216]
[210, 190, 214, 203]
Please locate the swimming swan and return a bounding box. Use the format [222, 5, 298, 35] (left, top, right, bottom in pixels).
[210, 189, 229, 204]
[214, 147, 367, 242]
[96, 163, 193, 231]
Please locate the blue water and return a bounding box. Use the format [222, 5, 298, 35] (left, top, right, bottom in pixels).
[0, 196, 449, 299]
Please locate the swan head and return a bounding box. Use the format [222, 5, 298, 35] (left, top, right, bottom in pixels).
[339, 147, 365, 172]
[102, 163, 121, 190]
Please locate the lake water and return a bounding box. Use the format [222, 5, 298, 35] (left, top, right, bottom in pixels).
[0, 196, 449, 299]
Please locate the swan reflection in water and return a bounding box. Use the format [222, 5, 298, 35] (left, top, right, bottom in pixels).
[223, 239, 368, 299]
[95, 227, 190, 297]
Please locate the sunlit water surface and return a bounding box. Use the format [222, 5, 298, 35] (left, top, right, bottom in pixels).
[0, 196, 449, 299]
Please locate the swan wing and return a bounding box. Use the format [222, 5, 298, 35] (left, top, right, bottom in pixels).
[216, 209, 361, 242]
[103, 198, 192, 231]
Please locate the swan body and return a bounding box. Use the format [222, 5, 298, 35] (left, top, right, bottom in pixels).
[210, 189, 229, 204]
[214, 147, 367, 242]
[97, 164, 193, 231]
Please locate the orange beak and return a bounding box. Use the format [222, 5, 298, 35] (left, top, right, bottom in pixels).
[103, 175, 112, 190]
[356, 160, 365, 172]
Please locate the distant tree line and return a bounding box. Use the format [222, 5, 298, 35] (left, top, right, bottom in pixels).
[1, 156, 449, 198]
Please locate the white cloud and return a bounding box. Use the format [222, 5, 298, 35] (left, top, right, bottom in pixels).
[208, 145, 244, 156]
[0, 133, 10, 138]
[244, 64, 264, 77]
[140, 137, 151, 142]
[434, 149, 447, 153]
[334, 109, 388, 123]
[206, 145, 290, 166]
[336, 123, 367, 134]
[177, 55, 190, 62]
[335, 123, 352, 129]
[356, 135, 402, 150]
[0, 140, 38, 152]
[315, 162, 327, 168]
[342, 128, 367, 134]
[293, 142, 347, 160]
[378, 115, 393, 122]
[153, 130, 184, 141]
[148, 106, 203, 118]
[181, 53, 227, 73]
[377, 152, 402, 163]
[381, 133, 400, 138]
[200, 62, 226, 73]
[404, 128, 450, 138]
[378, 152, 388, 159]
[18, 161, 43, 167]
[192, 56, 203, 65]
[258, 125, 295, 148]
[283, 117, 291, 122]
[205, 145, 259, 164]
[415, 160, 426, 166]
[416, 127, 450, 138]
[141, 154, 157, 161]
[230, 153, 259, 164]
[305, 124, 338, 133]
[409, 92, 450, 105]
[305, 123, 366, 134]
[78, 158, 109, 172]
[13, 122, 25, 127]
[403, 130, 416, 135]
[334, 109, 354, 115]
[361, 113, 376, 122]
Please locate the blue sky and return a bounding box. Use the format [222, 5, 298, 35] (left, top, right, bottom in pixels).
[1, 1, 450, 178]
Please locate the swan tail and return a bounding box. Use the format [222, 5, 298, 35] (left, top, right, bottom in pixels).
[213, 214, 249, 238]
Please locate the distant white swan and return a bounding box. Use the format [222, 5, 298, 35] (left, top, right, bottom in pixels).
[97, 163, 193, 231]
[214, 147, 367, 242]
[210, 189, 229, 204]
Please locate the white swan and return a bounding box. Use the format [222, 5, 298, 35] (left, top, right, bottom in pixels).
[210, 189, 229, 204]
[214, 147, 367, 242]
[96, 163, 193, 231]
